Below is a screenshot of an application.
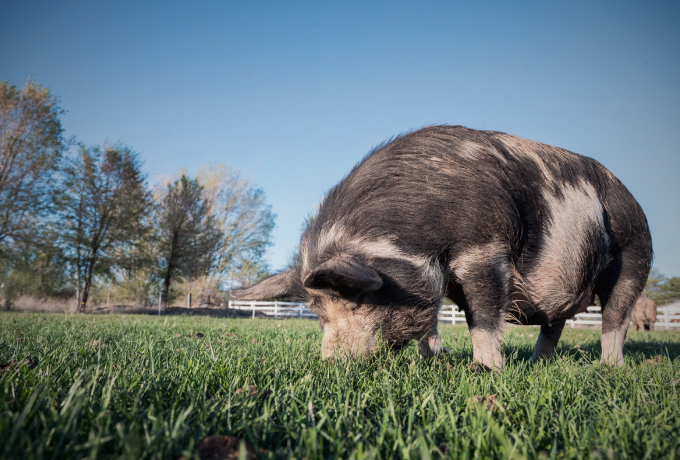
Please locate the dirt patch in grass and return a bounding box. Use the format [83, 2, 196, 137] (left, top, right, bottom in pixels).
[0, 358, 38, 375]
[178, 435, 260, 460]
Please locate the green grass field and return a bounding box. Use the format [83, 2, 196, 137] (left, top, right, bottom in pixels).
[1, 312, 679, 460]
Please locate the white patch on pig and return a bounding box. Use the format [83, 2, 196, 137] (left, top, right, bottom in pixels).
[601, 324, 628, 366]
[301, 222, 348, 272]
[352, 238, 445, 296]
[493, 134, 563, 185]
[449, 241, 511, 299]
[304, 224, 444, 296]
[469, 328, 503, 370]
[456, 140, 510, 165]
[526, 180, 609, 311]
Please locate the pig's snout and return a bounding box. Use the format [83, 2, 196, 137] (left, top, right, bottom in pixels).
[321, 326, 378, 359]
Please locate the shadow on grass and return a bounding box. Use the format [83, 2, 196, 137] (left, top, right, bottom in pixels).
[500, 328, 680, 366]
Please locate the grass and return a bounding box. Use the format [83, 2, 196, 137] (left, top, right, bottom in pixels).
[1, 312, 679, 460]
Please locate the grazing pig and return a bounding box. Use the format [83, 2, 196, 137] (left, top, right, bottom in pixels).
[231, 126, 652, 368]
[631, 297, 657, 331]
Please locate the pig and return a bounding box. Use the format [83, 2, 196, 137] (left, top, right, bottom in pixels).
[231, 126, 653, 369]
[631, 296, 657, 331]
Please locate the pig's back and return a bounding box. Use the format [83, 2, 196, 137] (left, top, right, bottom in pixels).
[314, 125, 650, 317]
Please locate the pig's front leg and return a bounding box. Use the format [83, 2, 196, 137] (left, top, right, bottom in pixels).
[531, 320, 566, 361]
[451, 244, 509, 371]
[418, 334, 450, 358]
[468, 327, 503, 371]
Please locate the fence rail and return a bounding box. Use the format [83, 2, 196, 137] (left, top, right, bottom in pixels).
[228, 300, 316, 319]
[228, 301, 680, 329]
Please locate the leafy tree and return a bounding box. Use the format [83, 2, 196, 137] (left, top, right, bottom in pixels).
[0, 79, 68, 244]
[655, 277, 680, 305]
[156, 175, 222, 307]
[58, 143, 151, 309]
[643, 269, 680, 306]
[108, 212, 161, 306]
[0, 226, 69, 308]
[195, 164, 275, 289]
[643, 268, 665, 300]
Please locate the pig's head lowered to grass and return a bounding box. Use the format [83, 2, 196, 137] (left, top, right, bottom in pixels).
[231, 125, 653, 368]
[230, 239, 445, 359]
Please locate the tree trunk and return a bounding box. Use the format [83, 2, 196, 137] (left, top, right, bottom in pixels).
[81, 279, 91, 312]
[162, 232, 181, 309]
[81, 255, 97, 311]
[162, 264, 173, 309]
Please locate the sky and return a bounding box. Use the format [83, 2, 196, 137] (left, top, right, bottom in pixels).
[1, 0, 679, 277]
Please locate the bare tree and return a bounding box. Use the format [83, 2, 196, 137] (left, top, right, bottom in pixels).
[228, 259, 271, 291]
[59, 143, 151, 310]
[195, 164, 275, 289]
[156, 175, 222, 307]
[0, 80, 67, 244]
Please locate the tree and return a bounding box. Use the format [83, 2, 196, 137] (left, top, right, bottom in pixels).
[655, 277, 680, 305]
[108, 211, 160, 306]
[643, 268, 666, 300]
[228, 259, 271, 292]
[643, 269, 680, 306]
[0, 225, 69, 308]
[157, 175, 222, 307]
[0, 79, 67, 245]
[59, 143, 151, 309]
[195, 164, 275, 289]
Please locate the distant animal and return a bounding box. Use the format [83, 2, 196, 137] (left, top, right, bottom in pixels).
[231, 126, 653, 368]
[631, 297, 657, 331]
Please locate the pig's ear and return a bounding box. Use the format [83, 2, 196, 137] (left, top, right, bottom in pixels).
[230, 270, 294, 300]
[303, 256, 382, 294]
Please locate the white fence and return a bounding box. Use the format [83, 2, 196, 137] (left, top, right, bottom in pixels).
[655, 304, 680, 330]
[568, 306, 603, 328]
[437, 306, 467, 325]
[441, 305, 680, 329]
[228, 300, 315, 319]
[228, 301, 680, 329]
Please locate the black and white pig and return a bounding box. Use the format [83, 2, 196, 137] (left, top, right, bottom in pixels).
[231, 126, 652, 369]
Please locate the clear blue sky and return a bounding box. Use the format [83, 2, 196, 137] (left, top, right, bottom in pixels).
[2, 0, 679, 277]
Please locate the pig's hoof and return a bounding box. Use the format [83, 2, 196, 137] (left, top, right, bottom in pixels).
[469, 362, 490, 373]
[469, 361, 500, 374]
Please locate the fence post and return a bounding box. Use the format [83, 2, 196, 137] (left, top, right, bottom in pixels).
[274, 300, 278, 319]
[452, 306, 455, 325]
[665, 306, 669, 331]
[252, 300, 255, 319]
[299, 304, 302, 319]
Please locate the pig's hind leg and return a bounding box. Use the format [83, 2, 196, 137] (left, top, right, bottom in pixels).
[531, 320, 566, 362]
[595, 248, 650, 366]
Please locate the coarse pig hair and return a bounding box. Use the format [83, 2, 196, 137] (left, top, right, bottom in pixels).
[232, 125, 653, 364]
